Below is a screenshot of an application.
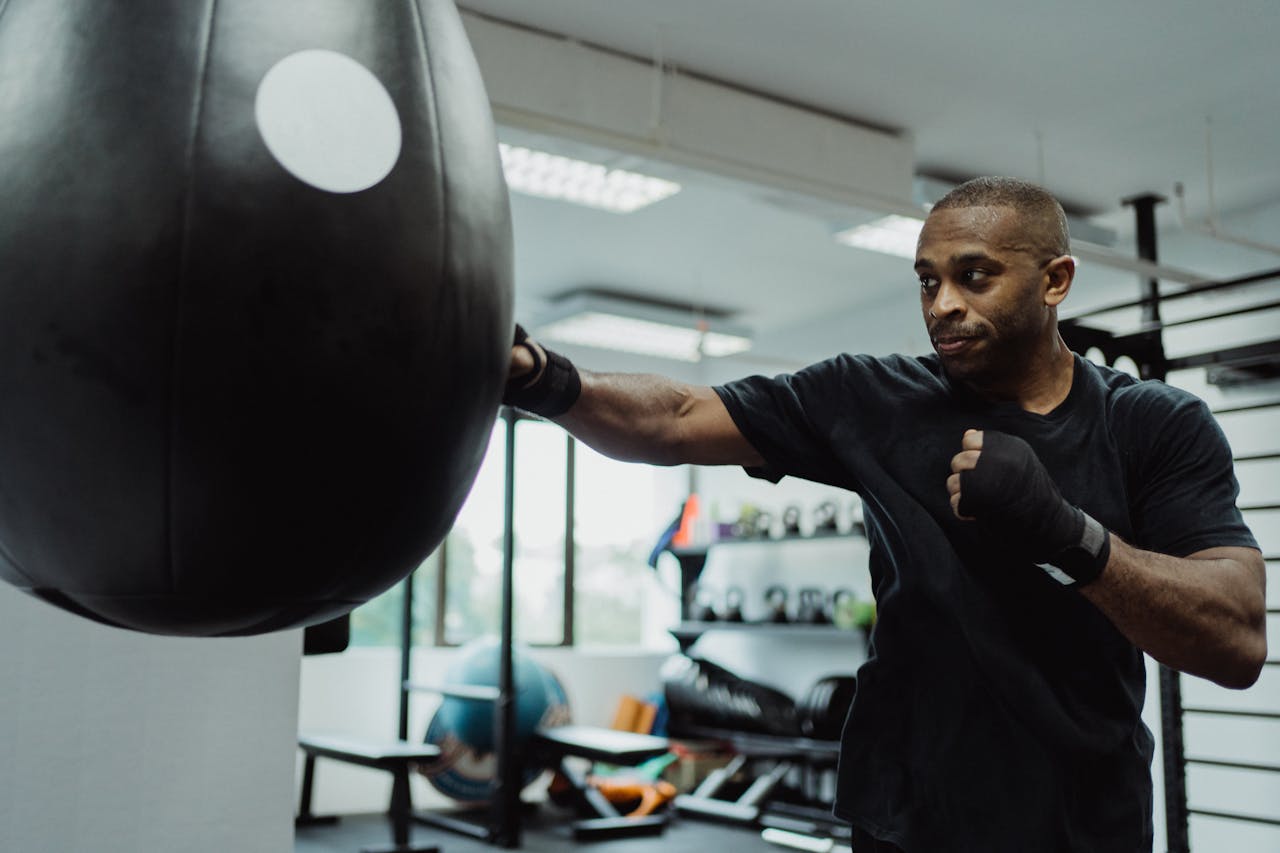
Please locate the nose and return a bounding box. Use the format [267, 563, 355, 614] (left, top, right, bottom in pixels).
[931, 279, 968, 320]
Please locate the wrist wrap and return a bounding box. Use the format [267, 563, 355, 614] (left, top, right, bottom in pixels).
[503, 324, 581, 417]
[958, 431, 1111, 587]
[1037, 510, 1110, 586]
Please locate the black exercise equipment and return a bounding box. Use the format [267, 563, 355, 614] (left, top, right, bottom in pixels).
[297, 734, 443, 853]
[672, 726, 840, 827]
[662, 655, 801, 738]
[531, 725, 673, 840]
[723, 587, 746, 623]
[796, 588, 830, 625]
[812, 501, 840, 533]
[0, 0, 512, 635]
[782, 506, 802, 536]
[797, 676, 855, 741]
[692, 584, 720, 622]
[764, 586, 791, 623]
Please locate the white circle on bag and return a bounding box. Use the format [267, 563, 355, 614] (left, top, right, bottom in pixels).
[255, 49, 402, 194]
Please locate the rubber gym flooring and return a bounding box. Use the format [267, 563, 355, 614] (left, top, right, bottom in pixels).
[294, 809, 784, 853]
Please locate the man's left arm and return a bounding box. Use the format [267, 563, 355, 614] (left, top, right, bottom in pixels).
[1078, 541, 1266, 689]
[949, 428, 1268, 690]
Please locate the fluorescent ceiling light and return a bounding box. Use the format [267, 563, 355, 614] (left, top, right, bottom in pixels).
[535, 293, 751, 362]
[498, 143, 681, 214]
[834, 214, 924, 259]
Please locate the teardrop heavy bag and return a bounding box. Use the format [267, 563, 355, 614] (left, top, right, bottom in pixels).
[0, 0, 513, 636]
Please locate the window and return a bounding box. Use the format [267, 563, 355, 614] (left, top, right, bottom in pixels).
[349, 411, 685, 649]
[573, 442, 682, 646]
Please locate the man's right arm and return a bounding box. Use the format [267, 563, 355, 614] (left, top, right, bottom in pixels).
[506, 329, 763, 469]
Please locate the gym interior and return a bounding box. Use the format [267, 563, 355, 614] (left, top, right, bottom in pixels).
[1, 2, 1277, 852]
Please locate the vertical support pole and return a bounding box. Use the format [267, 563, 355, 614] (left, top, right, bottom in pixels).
[433, 538, 449, 647]
[1160, 664, 1190, 853]
[1122, 193, 1169, 381]
[1124, 194, 1187, 852]
[492, 407, 522, 848]
[563, 434, 576, 647]
[398, 571, 414, 742]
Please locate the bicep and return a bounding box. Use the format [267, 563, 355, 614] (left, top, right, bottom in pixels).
[675, 386, 766, 467]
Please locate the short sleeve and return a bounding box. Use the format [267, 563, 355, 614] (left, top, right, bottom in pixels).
[713, 357, 853, 488]
[1123, 389, 1258, 557]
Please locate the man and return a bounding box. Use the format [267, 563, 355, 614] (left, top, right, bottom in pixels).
[504, 177, 1267, 852]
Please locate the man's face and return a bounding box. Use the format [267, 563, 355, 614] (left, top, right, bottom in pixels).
[913, 205, 1057, 383]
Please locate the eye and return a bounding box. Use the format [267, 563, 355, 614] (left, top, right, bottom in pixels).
[919, 275, 939, 292]
[960, 268, 989, 284]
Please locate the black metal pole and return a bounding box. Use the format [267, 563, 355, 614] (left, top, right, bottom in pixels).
[563, 434, 575, 647]
[1123, 193, 1188, 852]
[1122, 193, 1168, 381]
[398, 571, 414, 742]
[1160, 664, 1190, 853]
[491, 407, 521, 848]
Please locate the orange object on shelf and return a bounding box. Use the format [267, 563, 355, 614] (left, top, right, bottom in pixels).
[672, 494, 701, 548]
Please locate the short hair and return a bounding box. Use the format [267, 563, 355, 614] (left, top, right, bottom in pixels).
[931, 176, 1070, 257]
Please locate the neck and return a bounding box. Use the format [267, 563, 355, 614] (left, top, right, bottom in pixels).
[964, 332, 1076, 414]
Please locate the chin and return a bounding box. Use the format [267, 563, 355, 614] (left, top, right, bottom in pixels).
[938, 353, 989, 383]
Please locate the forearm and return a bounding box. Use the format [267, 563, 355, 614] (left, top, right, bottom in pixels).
[506, 329, 762, 468]
[1080, 539, 1268, 688]
[553, 370, 710, 466]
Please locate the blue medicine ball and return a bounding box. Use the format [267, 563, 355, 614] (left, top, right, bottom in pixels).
[423, 639, 570, 802]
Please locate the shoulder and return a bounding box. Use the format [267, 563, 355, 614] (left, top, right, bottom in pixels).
[1100, 365, 1210, 425]
[722, 351, 942, 392]
[1091, 364, 1227, 468]
[714, 352, 945, 424]
[804, 351, 946, 390]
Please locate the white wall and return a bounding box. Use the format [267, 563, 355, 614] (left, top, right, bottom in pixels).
[0, 584, 303, 853]
[1166, 368, 1280, 853]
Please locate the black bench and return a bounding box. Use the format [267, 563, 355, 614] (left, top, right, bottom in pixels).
[531, 725, 673, 841]
[297, 734, 443, 853]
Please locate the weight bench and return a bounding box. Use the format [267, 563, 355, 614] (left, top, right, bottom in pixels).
[297, 734, 443, 853]
[531, 725, 673, 841]
[671, 727, 840, 827]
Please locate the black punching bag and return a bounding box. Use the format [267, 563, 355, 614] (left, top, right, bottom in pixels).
[0, 0, 512, 636]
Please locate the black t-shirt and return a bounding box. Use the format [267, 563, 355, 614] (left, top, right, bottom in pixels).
[714, 353, 1257, 853]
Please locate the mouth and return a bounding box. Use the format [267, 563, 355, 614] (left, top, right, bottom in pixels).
[933, 335, 980, 356]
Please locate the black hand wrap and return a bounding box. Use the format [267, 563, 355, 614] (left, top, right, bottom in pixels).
[958, 431, 1110, 586]
[503, 324, 582, 417]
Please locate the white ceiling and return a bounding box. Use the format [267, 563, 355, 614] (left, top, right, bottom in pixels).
[459, 0, 1280, 369]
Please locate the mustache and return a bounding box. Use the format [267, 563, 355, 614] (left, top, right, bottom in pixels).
[929, 323, 985, 341]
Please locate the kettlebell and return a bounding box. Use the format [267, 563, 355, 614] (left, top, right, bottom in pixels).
[763, 585, 790, 623]
[782, 505, 802, 536]
[723, 586, 745, 623]
[797, 587, 830, 624]
[813, 500, 839, 533]
[691, 584, 718, 622]
[831, 588, 858, 630]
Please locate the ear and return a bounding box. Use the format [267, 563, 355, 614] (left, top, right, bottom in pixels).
[1042, 255, 1075, 307]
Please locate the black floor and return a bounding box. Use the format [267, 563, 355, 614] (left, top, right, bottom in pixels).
[295, 809, 787, 853]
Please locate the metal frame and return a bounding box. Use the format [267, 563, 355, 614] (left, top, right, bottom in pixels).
[1060, 196, 1280, 852]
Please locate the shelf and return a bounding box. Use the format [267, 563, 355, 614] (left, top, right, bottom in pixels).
[669, 529, 864, 558]
[670, 621, 863, 647]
